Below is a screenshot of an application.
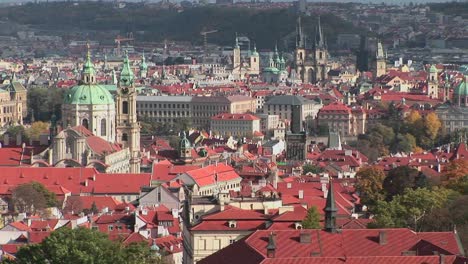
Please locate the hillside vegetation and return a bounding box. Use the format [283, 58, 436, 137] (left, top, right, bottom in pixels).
[0, 2, 363, 48]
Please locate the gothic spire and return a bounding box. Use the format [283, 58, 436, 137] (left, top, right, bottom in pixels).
[324, 179, 337, 233]
[315, 16, 325, 49]
[296, 16, 305, 48]
[376, 40, 385, 59]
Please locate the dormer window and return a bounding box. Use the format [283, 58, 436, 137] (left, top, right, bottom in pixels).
[294, 222, 303, 230]
[228, 220, 237, 228]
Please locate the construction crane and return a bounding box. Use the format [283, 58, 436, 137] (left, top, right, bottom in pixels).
[200, 29, 218, 58]
[115, 32, 134, 56]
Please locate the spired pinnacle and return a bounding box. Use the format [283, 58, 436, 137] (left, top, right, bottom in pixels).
[82, 42, 96, 76]
[120, 51, 134, 85]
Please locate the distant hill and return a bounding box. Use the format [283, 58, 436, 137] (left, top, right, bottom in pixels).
[0, 2, 364, 49]
[429, 2, 468, 18]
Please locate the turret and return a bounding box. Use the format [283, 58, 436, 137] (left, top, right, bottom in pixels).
[324, 180, 337, 233]
[139, 51, 148, 78]
[81, 44, 96, 85]
[375, 40, 387, 78]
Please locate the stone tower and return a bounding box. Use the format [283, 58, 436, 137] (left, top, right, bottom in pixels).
[314, 16, 328, 82]
[115, 53, 141, 173]
[139, 51, 148, 79]
[375, 40, 387, 78]
[232, 35, 241, 79]
[250, 43, 260, 76]
[427, 65, 439, 99]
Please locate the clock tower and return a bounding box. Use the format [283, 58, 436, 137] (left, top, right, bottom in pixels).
[116, 53, 141, 173]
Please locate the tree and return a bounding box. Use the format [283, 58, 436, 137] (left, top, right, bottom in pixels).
[355, 166, 386, 207]
[30, 182, 57, 207]
[6, 125, 26, 138]
[303, 164, 323, 174]
[302, 206, 321, 229]
[444, 159, 468, 182]
[7, 227, 162, 264]
[11, 182, 57, 214]
[12, 184, 46, 214]
[25, 121, 49, 141]
[423, 112, 441, 141]
[370, 187, 455, 230]
[383, 166, 420, 199]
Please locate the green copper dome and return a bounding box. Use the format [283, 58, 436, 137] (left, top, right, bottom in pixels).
[179, 131, 191, 150]
[64, 47, 114, 105]
[454, 77, 468, 96]
[64, 84, 115, 105]
[429, 65, 437, 73]
[251, 44, 259, 57]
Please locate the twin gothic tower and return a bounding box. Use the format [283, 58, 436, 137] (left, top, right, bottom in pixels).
[294, 16, 329, 84]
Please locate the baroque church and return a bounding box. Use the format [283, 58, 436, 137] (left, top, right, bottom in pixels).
[230, 37, 260, 80]
[44, 49, 141, 173]
[294, 16, 329, 84]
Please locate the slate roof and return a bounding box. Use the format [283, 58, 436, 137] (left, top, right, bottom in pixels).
[265, 95, 315, 106]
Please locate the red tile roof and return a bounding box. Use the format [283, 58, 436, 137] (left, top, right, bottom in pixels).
[200, 229, 464, 264]
[185, 163, 241, 187]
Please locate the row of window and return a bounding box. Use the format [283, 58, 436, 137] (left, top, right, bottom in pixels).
[137, 103, 189, 109]
[137, 111, 190, 117]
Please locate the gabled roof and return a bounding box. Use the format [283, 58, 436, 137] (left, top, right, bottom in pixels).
[200, 229, 464, 264]
[185, 163, 241, 187]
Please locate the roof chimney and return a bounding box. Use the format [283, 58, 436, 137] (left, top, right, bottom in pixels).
[439, 254, 445, 264]
[379, 230, 387, 245]
[266, 232, 276, 258]
[299, 232, 311, 243]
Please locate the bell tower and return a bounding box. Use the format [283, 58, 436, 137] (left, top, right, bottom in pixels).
[314, 16, 328, 82]
[427, 65, 439, 99]
[116, 53, 141, 173]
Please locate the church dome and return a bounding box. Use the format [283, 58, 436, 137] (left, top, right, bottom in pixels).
[179, 131, 191, 150]
[64, 48, 114, 105]
[429, 65, 438, 73]
[64, 84, 114, 105]
[454, 77, 467, 96]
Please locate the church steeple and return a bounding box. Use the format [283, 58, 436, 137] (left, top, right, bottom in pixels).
[296, 16, 305, 48]
[315, 16, 325, 49]
[82, 44, 96, 85]
[324, 180, 337, 233]
[139, 51, 148, 78]
[120, 52, 134, 87]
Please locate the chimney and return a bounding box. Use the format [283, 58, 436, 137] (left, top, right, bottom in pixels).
[287, 183, 292, 189]
[439, 254, 445, 264]
[299, 232, 311, 244]
[379, 231, 387, 245]
[298, 190, 304, 199]
[266, 232, 276, 258]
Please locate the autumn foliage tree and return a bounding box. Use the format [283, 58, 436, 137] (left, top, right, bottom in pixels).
[355, 166, 386, 207]
[424, 112, 442, 141]
[444, 159, 468, 181]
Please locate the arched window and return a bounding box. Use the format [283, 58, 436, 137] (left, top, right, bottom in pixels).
[122, 101, 129, 114]
[299, 52, 303, 60]
[101, 119, 106, 136]
[122, 133, 128, 141]
[82, 119, 89, 130]
[319, 52, 323, 59]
